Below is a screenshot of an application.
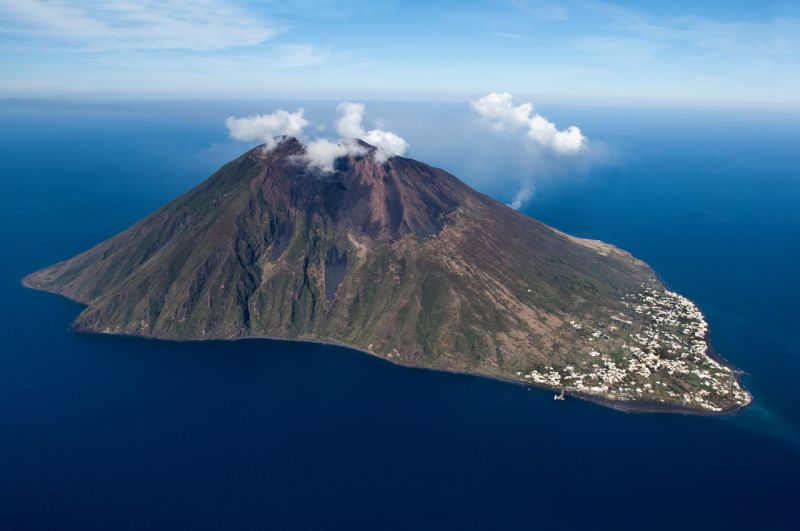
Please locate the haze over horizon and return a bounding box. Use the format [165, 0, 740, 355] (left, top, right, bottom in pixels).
[1, 0, 799, 107]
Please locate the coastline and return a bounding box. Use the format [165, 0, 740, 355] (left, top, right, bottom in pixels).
[647, 268, 746, 375]
[21, 275, 750, 417]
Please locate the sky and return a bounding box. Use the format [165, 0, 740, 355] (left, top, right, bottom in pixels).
[0, 0, 798, 106]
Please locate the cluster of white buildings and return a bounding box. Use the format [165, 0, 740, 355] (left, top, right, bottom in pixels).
[516, 286, 751, 412]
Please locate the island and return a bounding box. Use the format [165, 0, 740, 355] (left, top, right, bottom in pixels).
[24, 138, 751, 414]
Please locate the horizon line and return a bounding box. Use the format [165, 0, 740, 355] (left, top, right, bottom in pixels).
[2, 94, 799, 112]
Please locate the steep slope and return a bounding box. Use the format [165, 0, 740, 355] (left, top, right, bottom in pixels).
[25, 138, 751, 413]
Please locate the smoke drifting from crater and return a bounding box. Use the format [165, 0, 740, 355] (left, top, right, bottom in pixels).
[225, 109, 310, 150]
[334, 102, 409, 162]
[226, 101, 408, 171]
[302, 139, 366, 172]
[471, 92, 591, 209]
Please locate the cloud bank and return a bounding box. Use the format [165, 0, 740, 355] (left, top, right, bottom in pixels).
[471, 92, 586, 154]
[225, 101, 408, 172]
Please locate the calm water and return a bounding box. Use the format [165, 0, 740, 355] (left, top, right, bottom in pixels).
[1, 100, 798, 530]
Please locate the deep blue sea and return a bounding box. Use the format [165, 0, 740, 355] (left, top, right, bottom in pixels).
[1, 100, 798, 530]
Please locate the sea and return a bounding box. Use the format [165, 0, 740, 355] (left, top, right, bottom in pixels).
[1, 99, 798, 530]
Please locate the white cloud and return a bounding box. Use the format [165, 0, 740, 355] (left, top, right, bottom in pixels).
[0, 0, 278, 51]
[361, 130, 408, 162]
[225, 109, 309, 149]
[303, 138, 366, 172]
[471, 92, 586, 154]
[529, 116, 585, 154]
[304, 101, 408, 169]
[225, 101, 408, 172]
[471, 92, 594, 210]
[471, 92, 534, 130]
[335, 102, 366, 138]
[334, 101, 408, 159]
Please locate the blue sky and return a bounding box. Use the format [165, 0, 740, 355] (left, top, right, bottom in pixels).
[1, 0, 798, 106]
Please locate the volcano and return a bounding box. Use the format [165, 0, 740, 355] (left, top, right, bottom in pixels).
[24, 138, 751, 413]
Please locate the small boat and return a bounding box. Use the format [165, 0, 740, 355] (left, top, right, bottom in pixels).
[554, 389, 565, 401]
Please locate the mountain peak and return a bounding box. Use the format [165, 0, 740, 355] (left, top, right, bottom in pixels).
[249, 136, 382, 164]
[236, 136, 465, 240]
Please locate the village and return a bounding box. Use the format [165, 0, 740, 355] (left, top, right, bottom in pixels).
[517, 285, 752, 412]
